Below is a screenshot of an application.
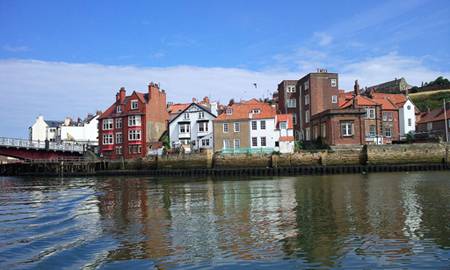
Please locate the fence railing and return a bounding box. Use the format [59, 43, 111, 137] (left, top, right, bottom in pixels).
[220, 147, 274, 155]
[0, 137, 84, 153]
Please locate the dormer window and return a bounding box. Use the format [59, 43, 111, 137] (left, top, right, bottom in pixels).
[251, 109, 261, 114]
[131, 100, 138, 110]
[280, 121, 287, 130]
[226, 108, 233, 115]
[184, 113, 190, 120]
[116, 105, 122, 113]
[198, 111, 205, 119]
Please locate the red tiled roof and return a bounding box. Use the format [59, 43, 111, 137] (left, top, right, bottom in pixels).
[168, 103, 190, 114]
[215, 100, 276, 121]
[340, 95, 379, 108]
[372, 97, 397, 110]
[276, 114, 294, 129]
[371, 93, 407, 106]
[417, 107, 450, 123]
[338, 91, 353, 107]
[279, 136, 294, 142]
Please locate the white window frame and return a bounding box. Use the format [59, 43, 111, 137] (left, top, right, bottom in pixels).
[331, 79, 337, 87]
[103, 134, 113, 145]
[223, 123, 229, 133]
[234, 139, 240, 149]
[280, 121, 287, 130]
[128, 129, 141, 141]
[305, 110, 310, 123]
[198, 111, 205, 119]
[198, 121, 208, 133]
[115, 132, 123, 144]
[305, 94, 310, 105]
[332, 95, 338, 104]
[341, 122, 353, 137]
[260, 137, 266, 147]
[260, 120, 266, 130]
[305, 128, 311, 141]
[223, 139, 231, 149]
[304, 81, 309, 90]
[384, 126, 392, 138]
[115, 118, 122, 129]
[184, 113, 190, 120]
[131, 100, 139, 110]
[103, 119, 113, 130]
[366, 108, 375, 119]
[233, 122, 240, 132]
[369, 125, 376, 137]
[201, 139, 210, 147]
[226, 108, 233, 115]
[179, 123, 190, 134]
[128, 115, 141, 127]
[116, 105, 122, 113]
[321, 123, 326, 138]
[115, 146, 122, 155]
[251, 120, 257, 130]
[287, 99, 296, 108]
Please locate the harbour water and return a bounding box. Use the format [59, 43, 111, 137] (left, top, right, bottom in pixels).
[0, 172, 449, 269]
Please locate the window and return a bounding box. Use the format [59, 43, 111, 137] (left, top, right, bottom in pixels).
[115, 118, 122, 129]
[103, 134, 113, 145]
[293, 114, 297, 125]
[198, 111, 205, 119]
[305, 94, 310, 105]
[115, 146, 122, 155]
[251, 109, 261, 114]
[331, 79, 337, 87]
[128, 145, 142, 154]
[223, 123, 229, 133]
[305, 128, 311, 141]
[383, 112, 393, 121]
[332, 95, 338, 104]
[260, 120, 266, 130]
[287, 99, 296, 108]
[252, 137, 258, 147]
[198, 121, 208, 132]
[287, 85, 296, 93]
[305, 110, 310, 123]
[223, 139, 231, 149]
[407, 105, 411, 110]
[115, 132, 123, 144]
[369, 125, 376, 137]
[408, 118, 412, 127]
[103, 119, 113, 130]
[234, 122, 240, 132]
[260, 137, 266, 147]
[304, 81, 309, 90]
[321, 123, 326, 138]
[201, 139, 210, 147]
[184, 113, 190, 120]
[341, 122, 353, 137]
[234, 139, 240, 149]
[128, 115, 141, 126]
[179, 123, 190, 133]
[116, 106, 122, 113]
[366, 108, 375, 119]
[384, 127, 392, 138]
[280, 121, 287, 130]
[128, 130, 141, 141]
[251, 120, 257, 130]
[226, 108, 233, 115]
[427, 122, 433, 131]
[313, 126, 318, 139]
[131, 100, 138, 110]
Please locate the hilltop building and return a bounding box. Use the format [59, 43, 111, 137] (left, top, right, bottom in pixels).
[366, 77, 412, 94]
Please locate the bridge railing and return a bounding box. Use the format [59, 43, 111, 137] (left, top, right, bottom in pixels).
[0, 137, 84, 153]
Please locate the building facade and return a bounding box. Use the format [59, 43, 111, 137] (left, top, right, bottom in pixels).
[29, 116, 62, 142]
[98, 83, 169, 160]
[168, 103, 216, 151]
[276, 80, 299, 137]
[416, 105, 450, 141]
[213, 99, 294, 153]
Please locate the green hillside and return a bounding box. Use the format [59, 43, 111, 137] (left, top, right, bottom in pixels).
[409, 89, 450, 112]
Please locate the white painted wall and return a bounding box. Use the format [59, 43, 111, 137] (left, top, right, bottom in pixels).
[249, 118, 277, 149]
[59, 115, 99, 145]
[169, 104, 215, 150]
[30, 116, 49, 141]
[399, 99, 416, 138]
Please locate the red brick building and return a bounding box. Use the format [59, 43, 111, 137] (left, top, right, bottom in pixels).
[416, 105, 450, 141]
[98, 82, 169, 160]
[276, 80, 299, 136]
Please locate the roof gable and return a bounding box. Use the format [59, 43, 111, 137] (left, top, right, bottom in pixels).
[169, 103, 216, 124]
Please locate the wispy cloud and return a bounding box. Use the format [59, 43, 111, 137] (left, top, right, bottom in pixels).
[313, 32, 333, 47]
[2, 45, 30, 52]
[0, 56, 448, 137]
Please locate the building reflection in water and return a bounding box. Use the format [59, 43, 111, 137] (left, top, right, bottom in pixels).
[93, 172, 450, 268]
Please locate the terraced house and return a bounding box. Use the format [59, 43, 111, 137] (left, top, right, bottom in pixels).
[213, 99, 294, 153]
[98, 83, 168, 160]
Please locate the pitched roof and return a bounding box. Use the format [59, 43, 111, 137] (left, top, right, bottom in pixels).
[276, 114, 294, 129]
[45, 120, 63, 128]
[417, 107, 450, 123]
[371, 93, 407, 107]
[168, 103, 190, 114]
[372, 97, 397, 110]
[340, 95, 379, 108]
[215, 100, 276, 121]
[169, 103, 216, 124]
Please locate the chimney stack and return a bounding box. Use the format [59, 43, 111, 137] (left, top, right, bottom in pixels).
[192, 97, 197, 103]
[354, 80, 360, 96]
[117, 87, 126, 103]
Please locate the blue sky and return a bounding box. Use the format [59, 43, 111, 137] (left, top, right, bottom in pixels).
[1, 0, 450, 137]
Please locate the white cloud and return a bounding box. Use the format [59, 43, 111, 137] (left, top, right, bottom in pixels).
[2, 45, 30, 52]
[0, 55, 448, 138]
[313, 32, 333, 47]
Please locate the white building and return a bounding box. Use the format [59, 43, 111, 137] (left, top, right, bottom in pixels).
[29, 116, 62, 142]
[169, 103, 216, 152]
[29, 113, 99, 145]
[274, 114, 295, 153]
[399, 98, 416, 139]
[59, 114, 99, 145]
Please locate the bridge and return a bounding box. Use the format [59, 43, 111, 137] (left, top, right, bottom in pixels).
[0, 137, 85, 160]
